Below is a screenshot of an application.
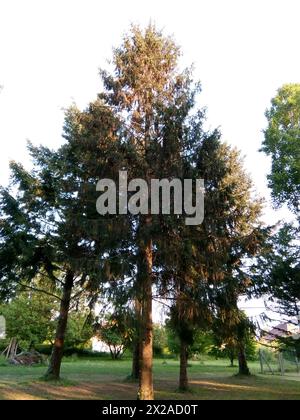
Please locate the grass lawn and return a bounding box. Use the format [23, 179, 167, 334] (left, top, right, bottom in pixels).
[0, 357, 300, 400]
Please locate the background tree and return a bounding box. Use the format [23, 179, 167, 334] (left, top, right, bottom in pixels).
[200, 141, 264, 376]
[0, 287, 94, 354]
[211, 307, 257, 370]
[160, 137, 264, 384]
[257, 84, 300, 346]
[0, 287, 57, 351]
[166, 323, 213, 357]
[261, 84, 300, 215]
[95, 313, 134, 360]
[63, 312, 94, 351]
[153, 324, 168, 357]
[0, 99, 129, 379]
[252, 224, 300, 319]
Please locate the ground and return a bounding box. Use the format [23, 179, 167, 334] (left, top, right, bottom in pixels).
[0, 358, 300, 400]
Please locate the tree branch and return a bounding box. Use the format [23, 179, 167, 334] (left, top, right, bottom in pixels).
[19, 283, 62, 301]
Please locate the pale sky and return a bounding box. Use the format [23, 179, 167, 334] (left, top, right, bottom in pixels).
[1, 0, 299, 321]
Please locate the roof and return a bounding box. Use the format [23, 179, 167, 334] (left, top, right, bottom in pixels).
[263, 322, 300, 342]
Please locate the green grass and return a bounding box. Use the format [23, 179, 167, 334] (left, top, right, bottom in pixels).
[0, 357, 300, 400]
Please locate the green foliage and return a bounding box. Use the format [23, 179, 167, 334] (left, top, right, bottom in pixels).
[96, 313, 134, 360]
[166, 323, 181, 356]
[277, 336, 300, 359]
[0, 287, 94, 352]
[261, 84, 300, 214]
[158, 134, 265, 367]
[211, 308, 257, 364]
[253, 224, 300, 318]
[210, 333, 257, 363]
[258, 83, 300, 323]
[189, 330, 214, 357]
[153, 324, 168, 356]
[64, 312, 94, 350]
[166, 321, 213, 357]
[0, 25, 269, 389]
[0, 290, 57, 350]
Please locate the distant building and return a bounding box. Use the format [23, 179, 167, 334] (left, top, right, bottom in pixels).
[263, 322, 300, 342]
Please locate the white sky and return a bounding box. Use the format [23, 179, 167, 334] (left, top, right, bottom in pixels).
[1, 0, 299, 322]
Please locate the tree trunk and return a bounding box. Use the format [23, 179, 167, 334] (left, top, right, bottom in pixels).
[138, 222, 154, 400]
[229, 350, 235, 367]
[131, 297, 142, 380]
[137, 116, 154, 399]
[132, 337, 141, 380]
[45, 270, 74, 380]
[238, 344, 250, 376]
[179, 338, 188, 391]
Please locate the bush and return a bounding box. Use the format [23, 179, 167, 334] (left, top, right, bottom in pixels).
[153, 324, 168, 356]
[0, 340, 9, 353]
[0, 355, 8, 366]
[35, 344, 53, 355]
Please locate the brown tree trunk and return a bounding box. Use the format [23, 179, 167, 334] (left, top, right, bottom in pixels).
[137, 117, 154, 399]
[45, 270, 74, 380]
[138, 223, 154, 400]
[229, 348, 235, 367]
[179, 338, 188, 391]
[132, 337, 141, 380]
[238, 344, 250, 376]
[131, 299, 142, 380]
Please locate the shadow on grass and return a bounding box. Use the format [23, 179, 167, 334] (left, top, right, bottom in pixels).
[123, 374, 139, 383]
[33, 376, 77, 387]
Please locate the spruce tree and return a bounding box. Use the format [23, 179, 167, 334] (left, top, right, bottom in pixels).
[99, 25, 197, 399]
[0, 101, 130, 379]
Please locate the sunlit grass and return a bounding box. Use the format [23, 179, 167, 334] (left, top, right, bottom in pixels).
[0, 357, 299, 400]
